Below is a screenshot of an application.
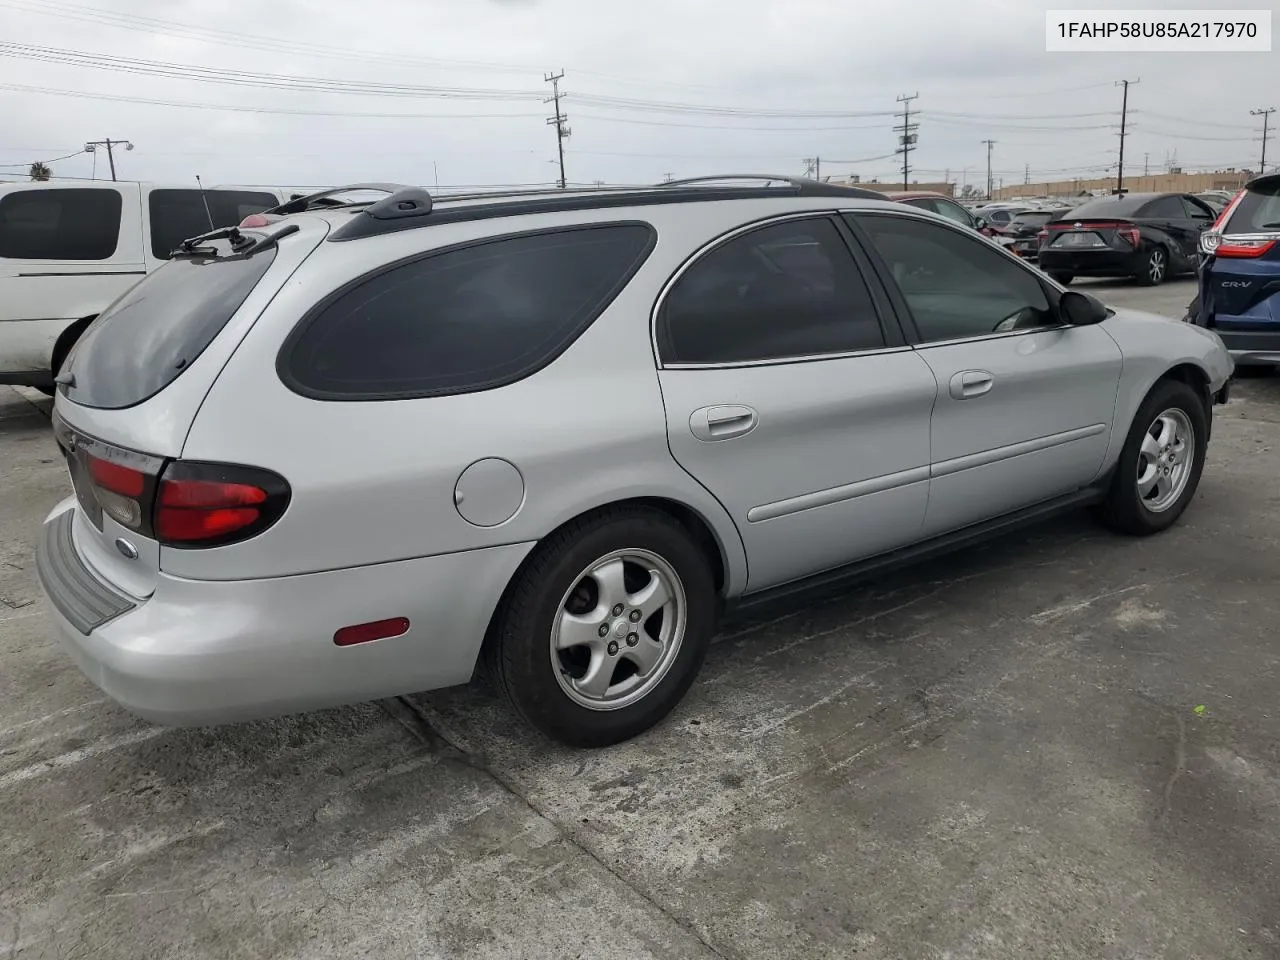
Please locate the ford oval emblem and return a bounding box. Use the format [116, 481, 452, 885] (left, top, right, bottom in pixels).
[114, 537, 139, 560]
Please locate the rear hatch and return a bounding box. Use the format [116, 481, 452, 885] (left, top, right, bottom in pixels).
[51, 216, 327, 598]
[1200, 176, 1280, 328]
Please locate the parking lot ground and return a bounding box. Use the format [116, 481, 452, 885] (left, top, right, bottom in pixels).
[3, 279, 1280, 959]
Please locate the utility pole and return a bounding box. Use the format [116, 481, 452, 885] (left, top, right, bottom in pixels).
[894, 93, 919, 190]
[1114, 78, 1139, 195]
[1252, 107, 1276, 173]
[981, 139, 996, 199]
[544, 71, 569, 189]
[1024, 162, 1030, 185]
[803, 157, 822, 180]
[83, 138, 133, 181]
[1144, 152, 1150, 176]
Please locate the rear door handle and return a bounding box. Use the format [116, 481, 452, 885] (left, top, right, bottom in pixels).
[949, 370, 994, 400]
[689, 404, 758, 441]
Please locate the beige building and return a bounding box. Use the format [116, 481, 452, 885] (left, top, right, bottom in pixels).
[826, 179, 955, 197]
[992, 170, 1251, 201]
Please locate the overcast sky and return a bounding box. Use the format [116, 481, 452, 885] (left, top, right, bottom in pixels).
[0, 0, 1275, 192]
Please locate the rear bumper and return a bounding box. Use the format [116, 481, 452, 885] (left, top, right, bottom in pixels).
[36, 498, 534, 726]
[1212, 327, 1280, 366]
[1038, 248, 1143, 277]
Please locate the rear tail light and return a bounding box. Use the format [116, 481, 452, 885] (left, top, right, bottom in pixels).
[1117, 226, 1141, 248]
[153, 462, 290, 547]
[1036, 229, 1049, 245]
[1211, 191, 1245, 232]
[1206, 236, 1278, 259]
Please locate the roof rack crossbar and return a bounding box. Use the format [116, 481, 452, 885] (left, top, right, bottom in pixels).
[266, 182, 412, 216]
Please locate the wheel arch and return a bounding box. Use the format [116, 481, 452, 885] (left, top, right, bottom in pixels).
[478, 496, 738, 664]
[50, 314, 96, 375]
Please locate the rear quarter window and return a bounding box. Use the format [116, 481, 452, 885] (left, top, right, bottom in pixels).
[279, 222, 655, 400]
[0, 188, 123, 260]
[63, 241, 277, 409]
[148, 189, 279, 259]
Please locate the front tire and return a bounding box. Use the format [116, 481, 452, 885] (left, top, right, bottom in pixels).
[488, 507, 717, 747]
[1135, 246, 1168, 286]
[1096, 379, 1208, 535]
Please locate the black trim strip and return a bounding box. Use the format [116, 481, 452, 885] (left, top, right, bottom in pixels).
[17, 271, 145, 278]
[726, 483, 1107, 616]
[35, 510, 136, 635]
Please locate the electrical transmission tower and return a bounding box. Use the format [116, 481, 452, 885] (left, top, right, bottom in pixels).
[544, 71, 570, 189]
[894, 93, 919, 190]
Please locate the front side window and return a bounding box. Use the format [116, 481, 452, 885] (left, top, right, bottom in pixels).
[281, 223, 654, 399]
[657, 217, 885, 365]
[856, 214, 1055, 343]
[148, 189, 278, 259]
[0, 188, 122, 260]
[934, 200, 976, 228]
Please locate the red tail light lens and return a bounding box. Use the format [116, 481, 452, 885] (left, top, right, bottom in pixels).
[1118, 226, 1141, 248]
[153, 462, 290, 548]
[1036, 229, 1049, 244]
[1213, 237, 1278, 259]
[87, 456, 146, 497]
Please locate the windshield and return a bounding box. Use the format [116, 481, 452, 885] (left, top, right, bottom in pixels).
[63, 240, 277, 409]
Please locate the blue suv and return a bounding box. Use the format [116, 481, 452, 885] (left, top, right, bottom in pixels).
[1192, 173, 1280, 367]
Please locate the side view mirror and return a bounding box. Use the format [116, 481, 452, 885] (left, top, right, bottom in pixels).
[1059, 290, 1109, 326]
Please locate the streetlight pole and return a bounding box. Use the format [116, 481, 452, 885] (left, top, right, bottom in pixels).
[84, 138, 134, 181]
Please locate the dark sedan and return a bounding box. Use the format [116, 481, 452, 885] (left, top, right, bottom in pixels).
[996, 209, 1070, 261]
[1036, 192, 1217, 286]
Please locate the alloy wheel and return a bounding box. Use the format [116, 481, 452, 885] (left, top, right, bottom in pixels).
[1136, 407, 1193, 512]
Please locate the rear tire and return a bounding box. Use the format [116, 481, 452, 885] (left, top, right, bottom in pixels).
[487, 506, 717, 747]
[1096, 379, 1207, 536]
[1135, 246, 1168, 286]
[1050, 272, 1074, 285]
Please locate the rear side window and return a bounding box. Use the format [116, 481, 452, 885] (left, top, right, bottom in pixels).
[281, 223, 654, 400]
[658, 217, 885, 365]
[1225, 180, 1280, 233]
[148, 189, 278, 259]
[1140, 196, 1187, 219]
[63, 243, 277, 409]
[0, 188, 122, 260]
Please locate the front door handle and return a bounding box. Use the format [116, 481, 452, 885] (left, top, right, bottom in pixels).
[689, 404, 758, 442]
[949, 370, 994, 400]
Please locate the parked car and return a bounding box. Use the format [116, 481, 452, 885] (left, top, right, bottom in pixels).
[979, 206, 1031, 230]
[1036, 192, 1217, 286]
[35, 176, 1232, 747]
[1189, 173, 1280, 368]
[880, 191, 996, 235]
[1194, 192, 1231, 215]
[994, 209, 1071, 261]
[0, 180, 299, 392]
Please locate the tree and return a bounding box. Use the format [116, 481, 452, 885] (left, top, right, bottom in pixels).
[959, 183, 981, 199]
[29, 162, 51, 181]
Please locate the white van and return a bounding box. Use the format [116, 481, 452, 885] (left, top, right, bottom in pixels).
[0, 181, 298, 391]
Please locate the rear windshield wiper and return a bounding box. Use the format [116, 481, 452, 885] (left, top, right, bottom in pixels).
[171, 223, 299, 258]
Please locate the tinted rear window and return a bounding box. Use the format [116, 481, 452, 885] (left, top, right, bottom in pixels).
[280, 223, 654, 400]
[1225, 179, 1280, 233]
[0, 188, 122, 260]
[1063, 195, 1152, 219]
[63, 242, 277, 409]
[148, 189, 278, 259]
[1012, 212, 1055, 225]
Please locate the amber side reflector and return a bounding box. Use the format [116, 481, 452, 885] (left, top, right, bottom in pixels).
[334, 617, 410, 647]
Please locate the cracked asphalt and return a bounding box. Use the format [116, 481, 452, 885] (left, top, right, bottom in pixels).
[3, 278, 1279, 959]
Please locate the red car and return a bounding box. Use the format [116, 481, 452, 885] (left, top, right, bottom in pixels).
[877, 191, 997, 237]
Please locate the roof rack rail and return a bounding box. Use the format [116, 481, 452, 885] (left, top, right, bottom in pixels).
[266, 183, 412, 216]
[659, 174, 872, 196]
[328, 176, 889, 243]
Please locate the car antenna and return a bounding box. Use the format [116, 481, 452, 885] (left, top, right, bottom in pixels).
[195, 174, 215, 231]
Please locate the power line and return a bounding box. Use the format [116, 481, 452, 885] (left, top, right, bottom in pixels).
[895, 93, 919, 189]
